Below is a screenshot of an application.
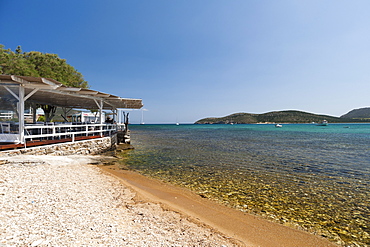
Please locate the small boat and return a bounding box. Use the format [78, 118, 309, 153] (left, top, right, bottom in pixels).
[317, 120, 328, 126]
[275, 124, 282, 128]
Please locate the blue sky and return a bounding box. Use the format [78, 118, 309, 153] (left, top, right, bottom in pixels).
[1, 1, 369, 123]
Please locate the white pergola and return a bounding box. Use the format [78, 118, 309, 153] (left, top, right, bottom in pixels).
[0, 75, 143, 144]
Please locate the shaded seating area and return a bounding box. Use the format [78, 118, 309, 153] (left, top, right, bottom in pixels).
[0, 75, 143, 150]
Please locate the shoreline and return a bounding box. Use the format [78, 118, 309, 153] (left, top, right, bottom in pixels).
[99, 161, 337, 247]
[0, 153, 338, 246]
[0, 155, 235, 246]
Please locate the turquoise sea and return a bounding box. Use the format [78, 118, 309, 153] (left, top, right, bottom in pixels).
[120, 123, 369, 246]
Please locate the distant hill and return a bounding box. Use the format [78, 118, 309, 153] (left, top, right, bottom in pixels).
[195, 110, 365, 124]
[341, 107, 370, 120]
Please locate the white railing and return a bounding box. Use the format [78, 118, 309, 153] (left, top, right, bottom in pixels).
[0, 112, 14, 119]
[24, 123, 122, 142]
[0, 112, 33, 120]
[0, 122, 125, 144]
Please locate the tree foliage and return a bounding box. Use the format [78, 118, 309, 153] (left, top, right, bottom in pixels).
[0, 45, 37, 77]
[0, 44, 88, 88]
[1, 44, 90, 122]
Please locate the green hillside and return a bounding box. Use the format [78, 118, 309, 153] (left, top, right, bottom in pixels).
[341, 107, 370, 120]
[195, 110, 365, 124]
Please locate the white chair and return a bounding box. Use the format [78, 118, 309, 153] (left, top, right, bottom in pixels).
[0, 123, 11, 133]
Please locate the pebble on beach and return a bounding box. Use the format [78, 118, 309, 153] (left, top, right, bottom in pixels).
[0, 155, 235, 246]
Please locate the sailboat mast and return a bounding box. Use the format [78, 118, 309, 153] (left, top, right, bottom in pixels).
[141, 109, 144, 124]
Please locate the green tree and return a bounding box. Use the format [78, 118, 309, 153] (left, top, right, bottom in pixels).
[15, 45, 22, 54]
[0, 44, 38, 76]
[1, 44, 89, 122]
[0, 44, 88, 88]
[24, 51, 88, 88]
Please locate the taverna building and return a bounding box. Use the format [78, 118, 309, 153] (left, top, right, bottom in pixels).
[0, 75, 143, 155]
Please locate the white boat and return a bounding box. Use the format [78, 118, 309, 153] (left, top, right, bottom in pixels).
[275, 124, 282, 128]
[317, 120, 328, 126]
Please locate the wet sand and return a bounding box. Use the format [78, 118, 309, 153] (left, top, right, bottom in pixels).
[100, 163, 337, 247]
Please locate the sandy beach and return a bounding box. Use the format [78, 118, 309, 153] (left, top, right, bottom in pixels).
[0, 155, 337, 247]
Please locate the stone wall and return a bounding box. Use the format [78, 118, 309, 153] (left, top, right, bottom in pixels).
[0, 134, 117, 157]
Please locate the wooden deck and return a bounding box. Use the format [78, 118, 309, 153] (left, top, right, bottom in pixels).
[0, 135, 103, 151]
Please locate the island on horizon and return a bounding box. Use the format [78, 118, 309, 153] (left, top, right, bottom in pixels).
[195, 108, 370, 124]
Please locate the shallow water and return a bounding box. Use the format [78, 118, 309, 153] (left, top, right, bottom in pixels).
[120, 124, 370, 246]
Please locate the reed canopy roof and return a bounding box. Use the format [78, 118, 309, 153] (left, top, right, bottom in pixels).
[0, 75, 143, 110]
